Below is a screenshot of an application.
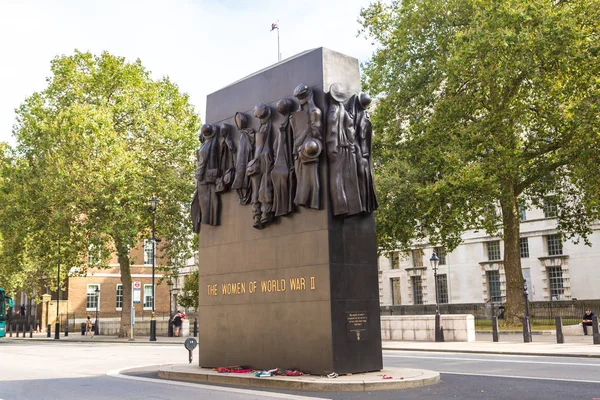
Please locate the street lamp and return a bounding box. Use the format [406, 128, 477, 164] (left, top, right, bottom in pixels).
[148, 196, 160, 342]
[430, 251, 444, 342]
[522, 279, 532, 343]
[55, 243, 61, 340]
[94, 287, 100, 335]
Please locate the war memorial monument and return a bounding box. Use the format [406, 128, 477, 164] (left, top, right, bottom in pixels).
[192, 47, 382, 375]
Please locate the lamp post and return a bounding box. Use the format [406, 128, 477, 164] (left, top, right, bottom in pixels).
[55, 247, 61, 340]
[148, 196, 160, 342]
[430, 252, 444, 342]
[94, 287, 100, 335]
[522, 279, 532, 343]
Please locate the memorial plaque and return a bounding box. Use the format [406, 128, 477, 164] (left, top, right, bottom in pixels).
[196, 48, 382, 375]
[346, 311, 369, 341]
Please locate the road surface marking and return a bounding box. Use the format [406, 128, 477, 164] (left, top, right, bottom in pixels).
[385, 354, 600, 367]
[440, 371, 600, 384]
[107, 366, 330, 400]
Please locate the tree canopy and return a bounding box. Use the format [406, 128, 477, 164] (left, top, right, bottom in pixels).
[0, 51, 200, 334]
[360, 0, 600, 321]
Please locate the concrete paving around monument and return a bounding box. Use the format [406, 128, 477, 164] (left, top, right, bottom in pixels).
[6, 331, 600, 359]
[155, 364, 439, 392]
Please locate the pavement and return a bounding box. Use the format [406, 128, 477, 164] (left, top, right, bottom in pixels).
[4, 330, 599, 357]
[5, 331, 600, 358]
[3, 330, 600, 391]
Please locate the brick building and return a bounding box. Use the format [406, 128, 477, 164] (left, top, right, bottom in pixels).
[66, 239, 172, 320]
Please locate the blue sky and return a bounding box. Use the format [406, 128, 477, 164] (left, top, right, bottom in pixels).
[0, 0, 377, 145]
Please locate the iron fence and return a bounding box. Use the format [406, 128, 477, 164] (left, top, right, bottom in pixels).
[382, 299, 600, 328]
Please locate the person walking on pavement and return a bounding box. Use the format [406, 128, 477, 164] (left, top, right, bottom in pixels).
[86, 316, 94, 337]
[172, 311, 183, 337]
[582, 308, 596, 335]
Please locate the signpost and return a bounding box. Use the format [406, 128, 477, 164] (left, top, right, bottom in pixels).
[130, 282, 141, 341]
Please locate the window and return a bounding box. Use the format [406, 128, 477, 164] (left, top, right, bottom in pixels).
[547, 267, 564, 300]
[519, 203, 527, 222]
[144, 240, 153, 265]
[412, 249, 424, 267]
[436, 274, 448, 304]
[487, 271, 501, 302]
[411, 276, 423, 305]
[543, 197, 558, 218]
[88, 244, 101, 266]
[391, 278, 401, 305]
[487, 241, 501, 261]
[390, 252, 400, 270]
[434, 247, 446, 265]
[547, 234, 563, 256]
[519, 238, 530, 258]
[86, 284, 100, 311]
[116, 284, 123, 309]
[144, 284, 154, 309]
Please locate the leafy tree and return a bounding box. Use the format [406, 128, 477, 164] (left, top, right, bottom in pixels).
[360, 0, 600, 323]
[0, 51, 200, 335]
[176, 269, 199, 311]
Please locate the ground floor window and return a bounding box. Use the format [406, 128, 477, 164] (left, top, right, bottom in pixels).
[411, 276, 423, 305]
[486, 271, 501, 302]
[86, 284, 100, 311]
[436, 274, 448, 304]
[144, 284, 154, 309]
[391, 277, 401, 305]
[116, 284, 123, 309]
[547, 266, 564, 300]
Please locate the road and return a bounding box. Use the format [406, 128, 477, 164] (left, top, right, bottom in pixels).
[1, 341, 599, 399]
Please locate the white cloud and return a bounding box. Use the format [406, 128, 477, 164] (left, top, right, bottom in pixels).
[0, 0, 376, 145]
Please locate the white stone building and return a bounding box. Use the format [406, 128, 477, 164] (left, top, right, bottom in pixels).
[378, 201, 600, 306]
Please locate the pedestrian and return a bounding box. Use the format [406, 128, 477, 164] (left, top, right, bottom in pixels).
[86, 316, 93, 337]
[172, 311, 183, 337]
[582, 308, 596, 336]
[20, 304, 26, 318]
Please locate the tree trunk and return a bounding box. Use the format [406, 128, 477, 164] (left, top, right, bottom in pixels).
[116, 241, 132, 338]
[500, 189, 525, 326]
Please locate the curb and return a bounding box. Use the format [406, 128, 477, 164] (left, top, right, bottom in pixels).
[2, 337, 184, 345]
[475, 330, 554, 335]
[156, 365, 440, 392]
[382, 346, 600, 358]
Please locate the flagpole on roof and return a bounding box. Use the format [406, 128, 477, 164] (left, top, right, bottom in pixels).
[271, 20, 281, 62]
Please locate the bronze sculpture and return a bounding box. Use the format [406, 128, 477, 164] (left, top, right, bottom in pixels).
[326, 83, 362, 217]
[193, 83, 378, 231]
[272, 98, 297, 217]
[290, 83, 322, 210]
[216, 123, 236, 194]
[248, 103, 275, 229]
[194, 123, 221, 226]
[354, 93, 378, 213]
[231, 112, 255, 205]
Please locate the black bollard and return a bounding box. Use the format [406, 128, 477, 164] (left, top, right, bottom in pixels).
[555, 316, 564, 344]
[16, 324, 20, 338]
[9, 324, 12, 337]
[81, 322, 86, 336]
[522, 316, 532, 343]
[65, 322, 69, 337]
[29, 324, 33, 338]
[492, 316, 499, 342]
[593, 315, 600, 345]
[193, 318, 198, 337]
[47, 324, 51, 338]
